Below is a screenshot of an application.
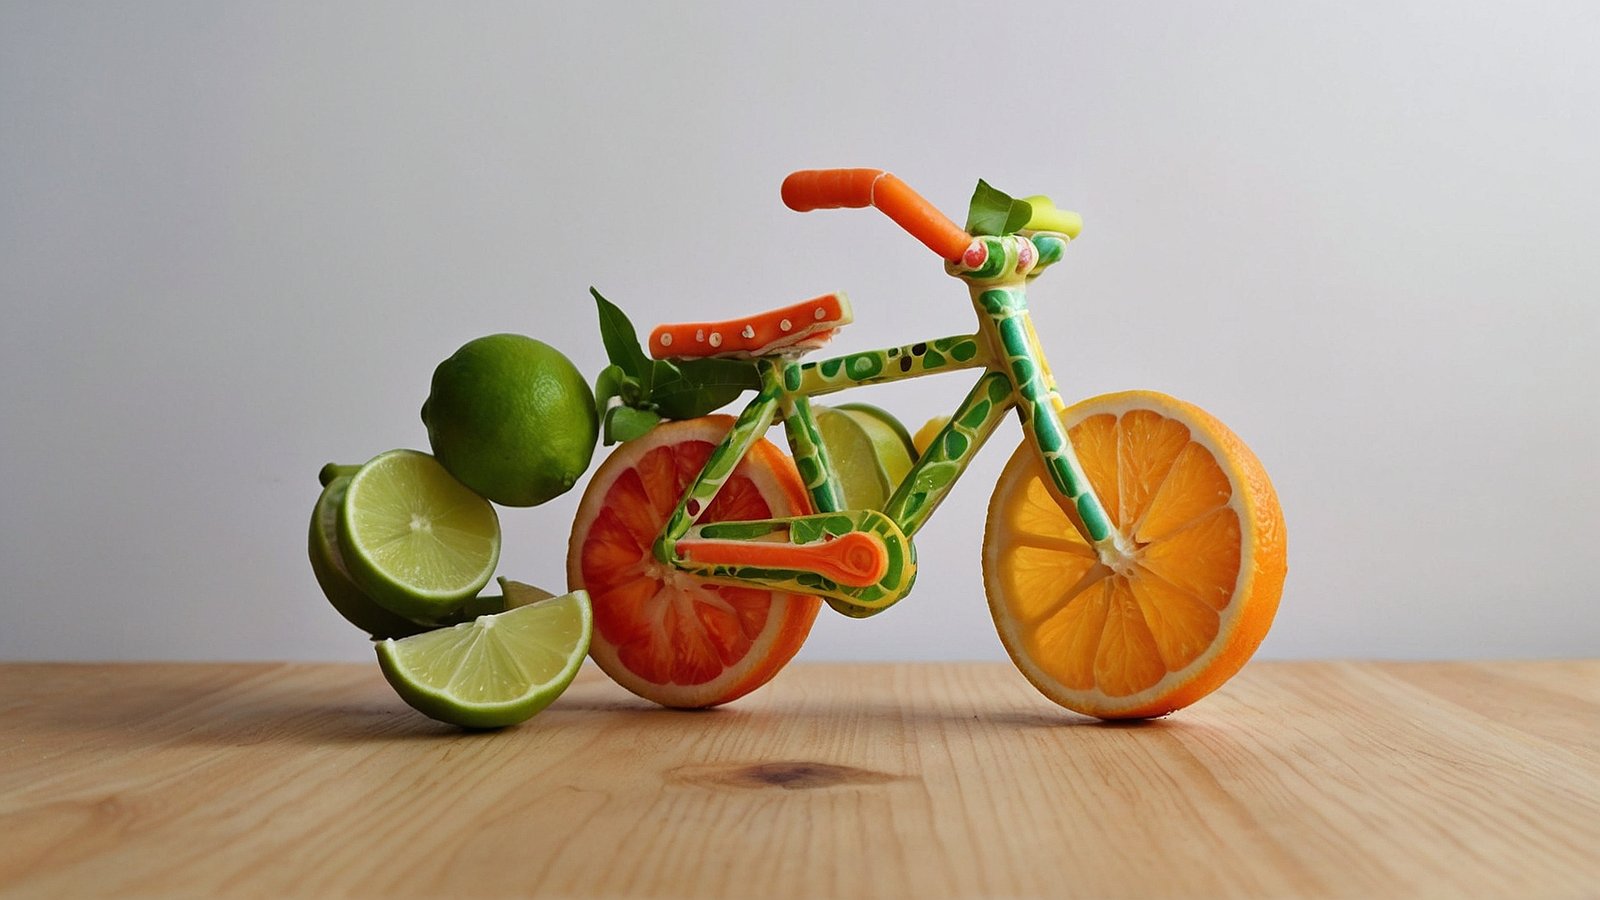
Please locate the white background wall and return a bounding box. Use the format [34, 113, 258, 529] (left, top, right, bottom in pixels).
[3, 2, 1596, 662]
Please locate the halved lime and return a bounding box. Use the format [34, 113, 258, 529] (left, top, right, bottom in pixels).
[814, 405, 915, 511]
[375, 590, 593, 728]
[309, 476, 431, 639]
[338, 449, 500, 622]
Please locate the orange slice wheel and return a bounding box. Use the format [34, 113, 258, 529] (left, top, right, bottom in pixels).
[983, 391, 1286, 719]
[567, 416, 820, 708]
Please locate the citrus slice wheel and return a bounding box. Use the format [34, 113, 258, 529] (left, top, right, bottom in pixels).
[376, 589, 592, 729]
[567, 416, 820, 708]
[983, 391, 1286, 719]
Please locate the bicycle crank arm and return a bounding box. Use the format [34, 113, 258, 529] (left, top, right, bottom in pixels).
[679, 531, 888, 588]
[670, 510, 917, 617]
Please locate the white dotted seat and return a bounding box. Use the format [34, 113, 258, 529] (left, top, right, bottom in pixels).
[648, 293, 852, 360]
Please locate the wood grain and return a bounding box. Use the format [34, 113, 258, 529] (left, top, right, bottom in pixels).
[1, 661, 1597, 898]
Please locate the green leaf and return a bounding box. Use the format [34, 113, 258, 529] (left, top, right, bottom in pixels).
[619, 376, 644, 407]
[649, 357, 759, 420]
[593, 364, 626, 423]
[592, 287, 652, 392]
[591, 288, 758, 421]
[603, 404, 662, 445]
[965, 179, 1033, 236]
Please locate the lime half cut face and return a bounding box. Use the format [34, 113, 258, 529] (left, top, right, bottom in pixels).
[376, 590, 593, 728]
[338, 449, 500, 621]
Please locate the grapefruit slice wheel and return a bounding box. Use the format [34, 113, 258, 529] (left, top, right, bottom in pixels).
[567, 416, 820, 708]
[983, 391, 1286, 719]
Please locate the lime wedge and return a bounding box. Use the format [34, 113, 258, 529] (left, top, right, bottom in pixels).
[309, 476, 431, 639]
[497, 577, 556, 607]
[833, 402, 918, 459]
[376, 590, 593, 728]
[815, 406, 915, 511]
[452, 577, 557, 619]
[338, 449, 500, 622]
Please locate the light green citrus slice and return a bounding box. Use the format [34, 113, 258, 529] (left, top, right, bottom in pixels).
[833, 402, 918, 459]
[309, 475, 431, 639]
[338, 449, 500, 621]
[814, 405, 915, 511]
[376, 590, 593, 728]
[1021, 195, 1083, 237]
[452, 577, 557, 619]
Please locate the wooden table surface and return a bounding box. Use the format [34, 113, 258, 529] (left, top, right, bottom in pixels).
[1, 661, 1596, 898]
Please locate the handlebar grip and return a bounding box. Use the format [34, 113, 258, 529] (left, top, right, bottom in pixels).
[781, 168, 974, 262]
[781, 168, 883, 211]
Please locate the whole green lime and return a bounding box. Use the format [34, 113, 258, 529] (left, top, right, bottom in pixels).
[422, 334, 598, 507]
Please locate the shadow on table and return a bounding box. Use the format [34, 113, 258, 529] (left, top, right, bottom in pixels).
[17, 664, 1205, 752]
[551, 678, 1194, 733]
[212, 680, 1196, 747]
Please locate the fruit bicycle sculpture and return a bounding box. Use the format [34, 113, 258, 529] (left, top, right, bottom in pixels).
[310, 168, 1285, 726]
[569, 168, 1287, 719]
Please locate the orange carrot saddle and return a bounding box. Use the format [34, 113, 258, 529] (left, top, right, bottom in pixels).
[648, 293, 852, 360]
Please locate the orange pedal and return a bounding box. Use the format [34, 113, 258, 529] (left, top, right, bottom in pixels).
[676, 531, 888, 588]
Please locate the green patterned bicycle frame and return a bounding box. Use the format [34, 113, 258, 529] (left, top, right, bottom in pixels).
[655, 232, 1121, 617]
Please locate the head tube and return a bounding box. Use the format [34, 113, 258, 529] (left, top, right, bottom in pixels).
[947, 234, 1070, 284]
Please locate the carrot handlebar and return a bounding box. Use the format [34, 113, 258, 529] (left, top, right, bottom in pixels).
[781, 168, 882, 211]
[781, 168, 974, 262]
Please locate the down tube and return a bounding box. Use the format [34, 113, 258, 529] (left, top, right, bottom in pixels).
[652, 371, 782, 563]
[882, 370, 1014, 537]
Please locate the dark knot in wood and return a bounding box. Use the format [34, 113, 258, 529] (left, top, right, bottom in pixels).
[670, 760, 901, 791]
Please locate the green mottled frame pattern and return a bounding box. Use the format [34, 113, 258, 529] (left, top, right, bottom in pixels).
[651, 232, 1117, 617]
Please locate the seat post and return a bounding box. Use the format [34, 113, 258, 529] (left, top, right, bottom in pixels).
[771, 356, 845, 515]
